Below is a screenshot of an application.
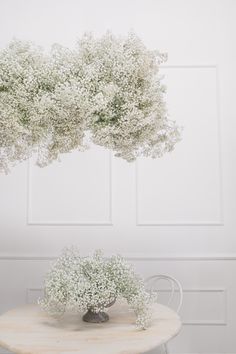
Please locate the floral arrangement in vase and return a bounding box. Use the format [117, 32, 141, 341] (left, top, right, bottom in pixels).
[0, 32, 181, 173]
[39, 247, 153, 329]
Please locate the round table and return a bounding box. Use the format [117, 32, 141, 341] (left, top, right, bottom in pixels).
[0, 301, 181, 354]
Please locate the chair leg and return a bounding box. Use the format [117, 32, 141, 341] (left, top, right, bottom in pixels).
[148, 344, 168, 354]
[163, 344, 169, 354]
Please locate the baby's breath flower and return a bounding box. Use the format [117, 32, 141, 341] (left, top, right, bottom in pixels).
[39, 247, 153, 329]
[0, 32, 181, 173]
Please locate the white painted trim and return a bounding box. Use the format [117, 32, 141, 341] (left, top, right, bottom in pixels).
[27, 152, 113, 226]
[136, 64, 224, 226]
[158, 288, 226, 293]
[183, 320, 226, 326]
[160, 64, 218, 69]
[1, 254, 236, 261]
[215, 65, 225, 225]
[136, 221, 224, 227]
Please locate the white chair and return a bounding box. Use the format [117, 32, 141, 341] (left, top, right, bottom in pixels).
[144, 275, 183, 354]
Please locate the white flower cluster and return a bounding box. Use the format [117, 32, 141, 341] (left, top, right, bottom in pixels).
[0, 32, 181, 173]
[39, 247, 153, 330]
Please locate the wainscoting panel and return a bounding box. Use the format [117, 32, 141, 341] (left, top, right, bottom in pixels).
[0, 258, 236, 354]
[180, 288, 226, 325]
[136, 66, 223, 225]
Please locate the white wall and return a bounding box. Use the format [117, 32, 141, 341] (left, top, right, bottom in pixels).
[0, 0, 236, 353]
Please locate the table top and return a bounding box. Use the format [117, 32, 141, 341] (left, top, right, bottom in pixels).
[0, 301, 181, 354]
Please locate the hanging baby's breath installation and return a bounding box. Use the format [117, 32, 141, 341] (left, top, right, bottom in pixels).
[0, 32, 181, 173]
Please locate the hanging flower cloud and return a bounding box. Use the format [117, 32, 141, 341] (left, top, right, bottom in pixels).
[0, 32, 182, 173]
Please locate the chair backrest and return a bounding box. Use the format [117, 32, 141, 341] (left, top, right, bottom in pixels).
[145, 274, 183, 313]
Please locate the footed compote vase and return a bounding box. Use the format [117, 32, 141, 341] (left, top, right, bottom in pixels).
[82, 299, 116, 323]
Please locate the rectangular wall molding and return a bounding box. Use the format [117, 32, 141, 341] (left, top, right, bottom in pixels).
[136, 65, 223, 226]
[153, 288, 227, 326]
[181, 288, 227, 326]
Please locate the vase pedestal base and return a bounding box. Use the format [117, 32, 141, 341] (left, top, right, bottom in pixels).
[82, 310, 109, 323]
